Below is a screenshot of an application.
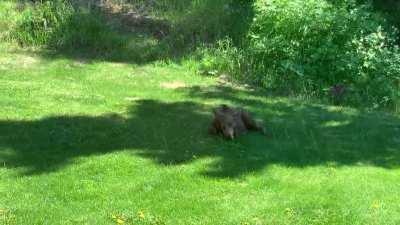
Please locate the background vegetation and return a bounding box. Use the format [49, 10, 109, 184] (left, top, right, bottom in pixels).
[4, 0, 400, 109]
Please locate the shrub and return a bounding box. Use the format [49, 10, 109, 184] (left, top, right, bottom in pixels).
[209, 0, 400, 108]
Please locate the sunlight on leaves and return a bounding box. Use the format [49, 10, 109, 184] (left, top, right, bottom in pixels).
[323, 120, 351, 127]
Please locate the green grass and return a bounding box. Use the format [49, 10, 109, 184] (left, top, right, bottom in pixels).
[0, 2, 400, 223]
[1, 41, 400, 225]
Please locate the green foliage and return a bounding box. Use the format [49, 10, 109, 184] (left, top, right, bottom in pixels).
[53, 11, 127, 52]
[207, 0, 400, 108]
[12, 0, 126, 52]
[0, 1, 20, 41]
[166, 0, 231, 50]
[137, 0, 255, 54]
[12, 0, 74, 46]
[197, 39, 241, 76]
[6, 0, 400, 108]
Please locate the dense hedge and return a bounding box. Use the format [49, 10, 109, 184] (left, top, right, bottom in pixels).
[201, 0, 400, 108]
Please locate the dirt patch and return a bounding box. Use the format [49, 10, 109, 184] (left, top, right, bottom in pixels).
[20, 55, 38, 67]
[99, 0, 170, 39]
[0, 54, 39, 69]
[216, 74, 231, 85]
[124, 97, 142, 101]
[216, 74, 255, 91]
[160, 81, 187, 89]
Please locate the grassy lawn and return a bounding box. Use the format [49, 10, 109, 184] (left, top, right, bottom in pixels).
[0, 40, 400, 224]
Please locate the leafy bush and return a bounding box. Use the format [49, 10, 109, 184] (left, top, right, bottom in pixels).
[208, 0, 400, 108]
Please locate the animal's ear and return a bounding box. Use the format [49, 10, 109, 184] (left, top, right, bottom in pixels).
[215, 109, 224, 117]
[221, 104, 229, 109]
[217, 104, 231, 112]
[213, 108, 218, 115]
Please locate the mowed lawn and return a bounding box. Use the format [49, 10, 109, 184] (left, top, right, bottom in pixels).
[1, 44, 400, 225]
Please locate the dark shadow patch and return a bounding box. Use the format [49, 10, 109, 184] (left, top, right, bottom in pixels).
[1, 92, 399, 178]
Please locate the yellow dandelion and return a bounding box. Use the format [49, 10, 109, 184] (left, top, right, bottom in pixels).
[285, 207, 295, 216]
[138, 211, 145, 219]
[372, 202, 380, 209]
[116, 218, 125, 224]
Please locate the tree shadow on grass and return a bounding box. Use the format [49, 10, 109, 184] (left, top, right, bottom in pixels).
[1, 86, 399, 178]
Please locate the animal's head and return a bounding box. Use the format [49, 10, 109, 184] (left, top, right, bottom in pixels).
[214, 105, 236, 139]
